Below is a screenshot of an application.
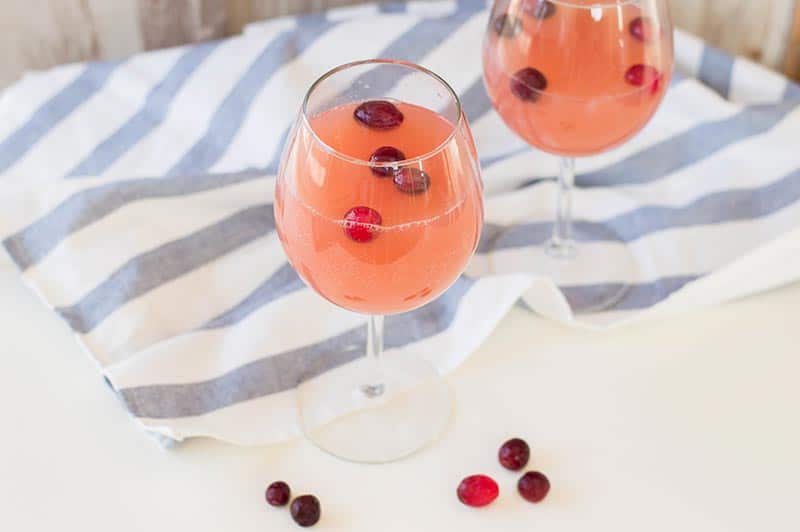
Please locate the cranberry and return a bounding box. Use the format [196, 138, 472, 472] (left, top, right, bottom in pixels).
[354, 100, 404, 129]
[651, 75, 663, 94]
[625, 64, 662, 93]
[457, 475, 499, 508]
[265, 481, 291, 507]
[369, 146, 406, 177]
[517, 471, 550, 503]
[523, 0, 556, 19]
[498, 438, 530, 471]
[343, 206, 382, 243]
[290, 495, 321, 527]
[493, 14, 521, 38]
[510, 67, 548, 102]
[630, 16, 655, 42]
[393, 168, 431, 194]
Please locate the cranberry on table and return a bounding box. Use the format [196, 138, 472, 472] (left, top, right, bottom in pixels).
[517, 471, 550, 503]
[510, 67, 548, 102]
[343, 206, 382, 243]
[498, 438, 530, 471]
[457, 475, 500, 507]
[630, 16, 655, 42]
[290, 495, 321, 527]
[523, 0, 556, 19]
[393, 168, 431, 194]
[354, 100, 404, 129]
[493, 13, 522, 38]
[369, 145, 406, 177]
[265, 481, 291, 507]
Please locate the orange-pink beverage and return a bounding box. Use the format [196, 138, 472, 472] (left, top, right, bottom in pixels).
[275, 101, 483, 315]
[483, 0, 674, 156]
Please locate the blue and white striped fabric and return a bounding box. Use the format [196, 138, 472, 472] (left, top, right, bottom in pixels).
[0, 0, 798, 444]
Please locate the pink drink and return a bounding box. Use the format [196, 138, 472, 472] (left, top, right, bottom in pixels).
[275, 101, 483, 315]
[483, 0, 674, 156]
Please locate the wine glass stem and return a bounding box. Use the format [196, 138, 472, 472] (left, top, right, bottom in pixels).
[360, 314, 386, 398]
[547, 156, 577, 260]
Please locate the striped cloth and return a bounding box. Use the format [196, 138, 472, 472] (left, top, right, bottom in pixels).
[0, 0, 799, 445]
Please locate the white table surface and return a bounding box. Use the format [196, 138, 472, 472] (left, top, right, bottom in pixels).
[1, 251, 798, 532]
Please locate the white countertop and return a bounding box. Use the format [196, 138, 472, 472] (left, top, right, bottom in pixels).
[1, 253, 798, 532]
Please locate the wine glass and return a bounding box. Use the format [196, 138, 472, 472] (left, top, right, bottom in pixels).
[483, 0, 674, 311]
[274, 59, 483, 463]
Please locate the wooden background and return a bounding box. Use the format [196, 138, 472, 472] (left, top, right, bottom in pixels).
[2, 0, 800, 89]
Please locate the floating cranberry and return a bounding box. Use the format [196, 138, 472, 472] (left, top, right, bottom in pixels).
[523, 0, 556, 19]
[290, 495, 321, 527]
[630, 16, 655, 42]
[343, 206, 382, 243]
[369, 146, 406, 177]
[393, 168, 431, 194]
[457, 475, 499, 508]
[625, 64, 661, 93]
[510, 67, 548, 102]
[498, 438, 530, 471]
[265, 481, 291, 507]
[517, 471, 550, 503]
[493, 14, 522, 38]
[650, 75, 663, 94]
[354, 100, 404, 129]
[625, 64, 657, 86]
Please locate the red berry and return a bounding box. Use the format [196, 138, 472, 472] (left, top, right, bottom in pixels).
[492, 14, 521, 38]
[457, 475, 499, 508]
[393, 168, 431, 194]
[630, 16, 655, 42]
[510, 67, 548, 102]
[625, 64, 662, 93]
[517, 471, 550, 503]
[498, 438, 530, 471]
[290, 495, 321, 527]
[354, 100, 404, 129]
[265, 481, 291, 507]
[369, 146, 406, 177]
[343, 206, 382, 243]
[523, 0, 556, 19]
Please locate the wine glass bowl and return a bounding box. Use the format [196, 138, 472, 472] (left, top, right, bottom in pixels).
[276, 71, 482, 315]
[484, 0, 673, 156]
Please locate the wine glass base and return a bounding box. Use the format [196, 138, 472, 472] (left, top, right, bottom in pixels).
[296, 355, 451, 464]
[491, 227, 634, 314]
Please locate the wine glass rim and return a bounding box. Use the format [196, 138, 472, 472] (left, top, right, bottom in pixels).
[300, 58, 465, 169]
